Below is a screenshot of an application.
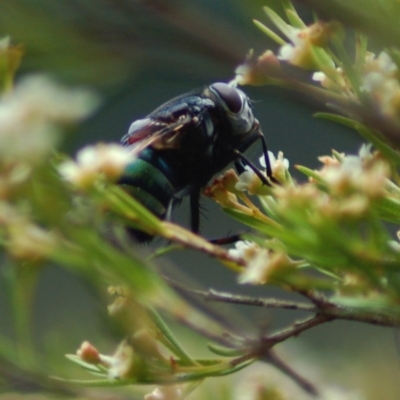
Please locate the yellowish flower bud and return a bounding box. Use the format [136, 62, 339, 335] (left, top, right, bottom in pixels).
[204, 177, 241, 209]
[233, 50, 283, 86]
[7, 222, 57, 262]
[144, 386, 182, 400]
[76, 341, 102, 364]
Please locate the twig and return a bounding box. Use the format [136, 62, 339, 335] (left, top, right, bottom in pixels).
[190, 286, 315, 312]
[266, 314, 332, 345]
[167, 282, 400, 328]
[165, 278, 322, 395]
[295, 288, 330, 307]
[265, 351, 319, 396]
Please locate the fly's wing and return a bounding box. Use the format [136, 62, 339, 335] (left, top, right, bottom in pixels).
[121, 92, 215, 157]
[121, 114, 193, 157]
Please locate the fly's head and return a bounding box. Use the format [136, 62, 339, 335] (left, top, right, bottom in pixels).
[207, 82, 261, 153]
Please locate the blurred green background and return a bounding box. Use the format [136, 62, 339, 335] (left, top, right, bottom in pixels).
[1, 0, 399, 398]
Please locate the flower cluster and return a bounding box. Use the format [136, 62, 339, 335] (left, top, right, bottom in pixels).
[229, 240, 295, 285]
[0, 68, 100, 262]
[231, 3, 400, 133]
[232, 9, 337, 87]
[209, 138, 400, 297]
[0, 202, 58, 262]
[317, 144, 390, 200]
[58, 143, 134, 190]
[360, 51, 400, 119]
[235, 151, 290, 195]
[0, 74, 98, 166]
[277, 21, 333, 70]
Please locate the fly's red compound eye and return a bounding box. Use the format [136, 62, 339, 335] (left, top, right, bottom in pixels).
[210, 82, 243, 113]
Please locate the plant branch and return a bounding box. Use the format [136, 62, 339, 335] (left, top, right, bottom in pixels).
[167, 283, 400, 328]
[171, 284, 316, 312]
[267, 314, 332, 346]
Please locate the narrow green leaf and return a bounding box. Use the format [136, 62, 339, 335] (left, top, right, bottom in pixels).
[355, 33, 368, 71]
[253, 20, 286, 45]
[295, 165, 324, 182]
[375, 197, 400, 223]
[65, 355, 108, 374]
[223, 208, 281, 236]
[148, 307, 195, 365]
[263, 6, 294, 40]
[285, 9, 306, 29]
[207, 343, 244, 357]
[331, 34, 362, 99]
[281, 0, 299, 17]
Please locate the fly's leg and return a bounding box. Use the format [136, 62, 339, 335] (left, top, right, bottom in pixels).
[165, 199, 174, 222]
[258, 132, 275, 182]
[207, 135, 278, 244]
[189, 189, 201, 234]
[209, 233, 244, 245]
[234, 151, 274, 186]
[190, 189, 244, 244]
[167, 192, 201, 234]
[234, 132, 279, 185]
[165, 197, 182, 223]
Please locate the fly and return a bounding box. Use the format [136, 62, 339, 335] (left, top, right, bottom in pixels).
[119, 82, 273, 240]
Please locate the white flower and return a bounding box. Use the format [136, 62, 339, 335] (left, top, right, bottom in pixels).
[235, 166, 261, 193]
[261, 150, 290, 183]
[388, 240, 400, 252]
[312, 68, 351, 95]
[0, 75, 99, 164]
[357, 143, 373, 161]
[238, 249, 272, 285]
[232, 50, 283, 86]
[6, 74, 99, 123]
[329, 143, 373, 183]
[388, 230, 400, 253]
[7, 220, 58, 261]
[361, 51, 400, 118]
[278, 23, 333, 69]
[0, 36, 10, 50]
[278, 26, 307, 63]
[320, 144, 388, 198]
[320, 386, 365, 400]
[234, 151, 289, 194]
[312, 71, 326, 82]
[231, 240, 294, 285]
[235, 165, 271, 195]
[108, 341, 135, 379]
[228, 240, 259, 260]
[58, 143, 134, 189]
[144, 386, 183, 400]
[260, 150, 289, 170]
[230, 241, 273, 285]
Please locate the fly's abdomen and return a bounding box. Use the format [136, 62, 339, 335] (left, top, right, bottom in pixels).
[118, 148, 184, 240]
[120, 162, 175, 217]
